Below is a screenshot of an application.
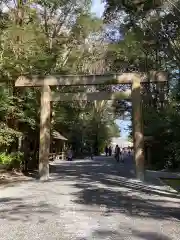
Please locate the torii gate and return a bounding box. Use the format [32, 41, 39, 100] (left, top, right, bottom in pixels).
[15, 71, 167, 181]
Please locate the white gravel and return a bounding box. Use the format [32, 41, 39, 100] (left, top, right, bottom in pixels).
[0, 157, 180, 240]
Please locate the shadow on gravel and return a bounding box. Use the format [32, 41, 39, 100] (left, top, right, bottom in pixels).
[72, 184, 180, 220]
[50, 158, 180, 198]
[91, 229, 172, 240]
[50, 157, 180, 221]
[131, 229, 172, 240]
[92, 229, 120, 240]
[0, 197, 58, 222]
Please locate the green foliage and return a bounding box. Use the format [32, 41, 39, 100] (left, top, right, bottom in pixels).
[0, 153, 12, 165]
[103, 0, 180, 169]
[0, 123, 21, 148]
[0, 152, 23, 170]
[9, 152, 24, 170]
[53, 100, 120, 156]
[0, 0, 119, 166]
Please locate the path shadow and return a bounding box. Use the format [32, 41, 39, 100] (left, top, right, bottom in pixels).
[73, 184, 180, 220]
[92, 229, 172, 240]
[50, 157, 179, 198]
[92, 229, 120, 240]
[0, 197, 58, 223]
[50, 157, 180, 221]
[132, 229, 171, 240]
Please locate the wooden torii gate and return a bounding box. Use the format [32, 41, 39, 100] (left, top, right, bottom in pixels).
[15, 71, 167, 181]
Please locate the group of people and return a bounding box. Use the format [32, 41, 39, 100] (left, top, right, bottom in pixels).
[66, 145, 132, 162]
[105, 145, 132, 163]
[105, 146, 112, 156]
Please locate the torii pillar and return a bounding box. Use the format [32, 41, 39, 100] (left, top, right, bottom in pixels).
[39, 85, 51, 180]
[132, 74, 145, 181]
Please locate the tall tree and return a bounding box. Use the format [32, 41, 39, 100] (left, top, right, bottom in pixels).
[0, 0, 119, 170]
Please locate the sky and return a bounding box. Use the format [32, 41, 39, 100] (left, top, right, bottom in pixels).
[91, 0, 105, 17]
[116, 119, 131, 139]
[91, 0, 130, 138]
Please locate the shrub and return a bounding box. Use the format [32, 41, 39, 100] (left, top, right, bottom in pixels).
[0, 152, 24, 170]
[0, 153, 12, 166]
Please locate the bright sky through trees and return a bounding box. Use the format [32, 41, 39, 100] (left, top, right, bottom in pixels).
[91, 0, 105, 17]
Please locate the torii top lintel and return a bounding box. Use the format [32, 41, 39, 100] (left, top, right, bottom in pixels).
[15, 71, 168, 87]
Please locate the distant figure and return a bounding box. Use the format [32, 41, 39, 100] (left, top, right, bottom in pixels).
[105, 145, 108, 156]
[120, 147, 123, 162]
[67, 148, 73, 161]
[108, 146, 112, 156]
[115, 144, 120, 162]
[90, 147, 93, 160]
[128, 146, 131, 156]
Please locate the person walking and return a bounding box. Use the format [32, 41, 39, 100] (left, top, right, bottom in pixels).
[115, 145, 120, 162]
[67, 147, 73, 161]
[128, 146, 131, 156]
[108, 146, 112, 156]
[105, 145, 108, 156]
[90, 146, 93, 160]
[120, 147, 123, 162]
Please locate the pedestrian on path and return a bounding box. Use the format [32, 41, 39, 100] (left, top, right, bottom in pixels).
[105, 145, 108, 156]
[115, 145, 120, 162]
[67, 147, 73, 161]
[108, 146, 112, 156]
[90, 147, 93, 160]
[120, 147, 123, 162]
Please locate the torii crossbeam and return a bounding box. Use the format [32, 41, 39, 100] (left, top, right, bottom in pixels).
[15, 71, 168, 181]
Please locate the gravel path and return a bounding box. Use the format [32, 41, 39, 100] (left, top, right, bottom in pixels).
[0, 156, 180, 240]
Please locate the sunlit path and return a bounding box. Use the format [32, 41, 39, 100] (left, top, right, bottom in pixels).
[0, 156, 180, 240]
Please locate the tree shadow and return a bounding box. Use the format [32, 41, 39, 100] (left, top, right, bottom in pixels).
[0, 197, 58, 223]
[92, 229, 121, 240]
[50, 157, 180, 221]
[72, 185, 180, 220]
[132, 229, 171, 240]
[50, 157, 180, 198]
[91, 228, 172, 240]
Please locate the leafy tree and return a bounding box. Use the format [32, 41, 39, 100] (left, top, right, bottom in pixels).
[103, 0, 180, 169]
[0, 0, 120, 170]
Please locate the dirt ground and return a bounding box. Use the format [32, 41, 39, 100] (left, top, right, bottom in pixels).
[0, 169, 31, 187]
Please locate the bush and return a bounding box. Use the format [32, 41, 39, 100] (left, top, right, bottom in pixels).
[0, 152, 24, 170]
[0, 153, 12, 167]
[9, 152, 24, 170]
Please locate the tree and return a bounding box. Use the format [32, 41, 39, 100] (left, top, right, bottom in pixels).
[103, 0, 180, 169]
[0, 0, 120, 170]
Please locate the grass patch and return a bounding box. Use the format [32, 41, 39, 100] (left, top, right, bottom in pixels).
[161, 178, 180, 192]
